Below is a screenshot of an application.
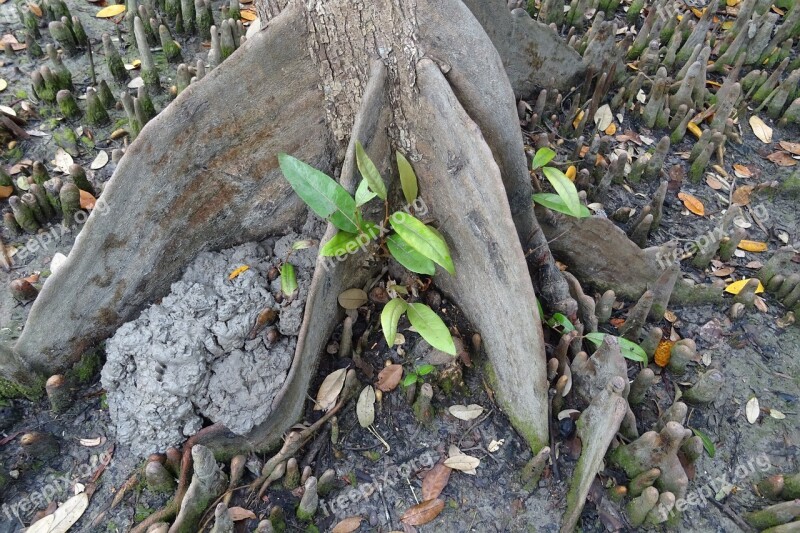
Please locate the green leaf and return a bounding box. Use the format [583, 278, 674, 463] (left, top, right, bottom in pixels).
[546, 313, 576, 332]
[281, 263, 297, 297]
[407, 303, 456, 355]
[584, 332, 648, 364]
[396, 151, 418, 204]
[402, 373, 418, 387]
[532, 147, 556, 170]
[542, 166, 582, 218]
[355, 141, 387, 200]
[386, 234, 436, 275]
[320, 223, 379, 257]
[278, 153, 359, 233]
[691, 428, 716, 458]
[533, 193, 591, 218]
[381, 298, 408, 346]
[389, 213, 455, 275]
[416, 363, 435, 376]
[355, 178, 377, 206]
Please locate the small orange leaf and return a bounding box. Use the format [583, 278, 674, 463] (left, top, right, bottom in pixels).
[0, 185, 13, 199]
[572, 110, 585, 129]
[400, 498, 445, 526]
[228, 265, 249, 280]
[610, 317, 625, 328]
[604, 123, 617, 135]
[691, 7, 704, 18]
[240, 9, 256, 21]
[565, 165, 577, 181]
[79, 190, 96, 210]
[779, 141, 800, 155]
[771, 6, 784, 15]
[705, 175, 725, 190]
[738, 240, 768, 252]
[96, 4, 126, 17]
[421, 463, 452, 500]
[725, 278, 765, 294]
[732, 164, 753, 178]
[376, 364, 403, 392]
[654, 340, 675, 368]
[28, 2, 42, 17]
[678, 192, 705, 216]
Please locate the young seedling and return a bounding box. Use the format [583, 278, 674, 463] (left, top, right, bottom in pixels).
[531, 147, 590, 218]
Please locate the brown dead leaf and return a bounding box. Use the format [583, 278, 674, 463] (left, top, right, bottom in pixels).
[228, 507, 257, 521]
[79, 190, 96, 210]
[667, 164, 683, 192]
[749, 115, 773, 143]
[28, 3, 43, 17]
[732, 164, 753, 178]
[712, 267, 735, 277]
[240, 9, 256, 21]
[376, 364, 403, 392]
[0, 185, 13, 199]
[746, 261, 763, 269]
[766, 151, 797, 167]
[705, 175, 725, 190]
[421, 463, 452, 500]
[400, 499, 445, 526]
[444, 453, 480, 472]
[578, 145, 590, 158]
[731, 185, 754, 205]
[779, 141, 800, 155]
[609, 317, 625, 328]
[315, 368, 347, 411]
[678, 192, 705, 216]
[331, 516, 363, 533]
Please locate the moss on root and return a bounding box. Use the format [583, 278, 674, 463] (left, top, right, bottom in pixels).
[66, 349, 103, 385]
[0, 374, 45, 400]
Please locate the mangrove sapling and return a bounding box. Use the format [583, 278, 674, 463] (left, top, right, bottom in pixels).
[531, 147, 590, 218]
[279, 142, 457, 355]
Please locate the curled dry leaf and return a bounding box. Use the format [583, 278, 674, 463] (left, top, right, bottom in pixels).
[766, 151, 797, 167]
[769, 409, 786, 420]
[731, 185, 754, 205]
[732, 164, 753, 178]
[79, 437, 103, 447]
[594, 104, 613, 131]
[26, 493, 89, 533]
[228, 507, 257, 521]
[746, 397, 760, 424]
[376, 364, 403, 392]
[356, 385, 375, 428]
[738, 240, 768, 252]
[748, 115, 772, 144]
[240, 9, 257, 21]
[90, 150, 109, 170]
[400, 498, 445, 526]
[337, 288, 368, 309]
[779, 141, 800, 155]
[712, 267, 735, 277]
[677, 192, 705, 216]
[331, 516, 363, 533]
[314, 368, 347, 412]
[443, 454, 480, 473]
[754, 295, 767, 313]
[705, 175, 725, 190]
[447, 404, 484, 421]
[52, 148, 73, 173]
[79, 190, 96, 210]
[421, 463, 452, 500]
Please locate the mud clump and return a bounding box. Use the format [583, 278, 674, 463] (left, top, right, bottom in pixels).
[101, 238, 315, 456]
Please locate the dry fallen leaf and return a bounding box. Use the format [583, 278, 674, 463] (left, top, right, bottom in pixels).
[89, 150, 109, 170]
[228, 265, 249, 280]
[226, 507, 256, 521]
[338, 288, 368, 309]
[79, 437, 103, 447]
[0, 185, 13, 199]
[79, 190, 96, 210]
[724, 278, 765, 294]
[376, 364, 403, 392]
[52, 148, 74, 173]
[572, 109, 585, 129]
[738, 240, 768, 252]
[732, 164, 753, 178]
[687, 122, 702, 139]
[604, 123, 617, 135]
[749, 115, 773, 143]
[444, 454, 481, 473]
[769, 409, 786, 420]
[96, 4, 126, 17]
[240, 9, 257, 21]
[731, 185, 754, 205]
[400, 499, 445, 526]
[746, 261, 763, 269]
[29, 3, 43, 17]
[766, 151, 797, 167]
[421, 463, 452, 500]
[779, 141, 800, 155]
[356, 385, 375, 428]
[565, 165, 577, 181]
[712, 267, 735, 277]
[594, 104, 613, 131]
[746, 397, 759, 424]
[447, 404, 484, 421]
[315, 368, 347, 411]
[705, 175, 725, 190]
[26, 493, 89, 533]
[678, 192, 705, 216]
[331, 516, 363, 533]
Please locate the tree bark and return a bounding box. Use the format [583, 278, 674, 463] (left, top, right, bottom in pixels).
[4, 0, 583, 453]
